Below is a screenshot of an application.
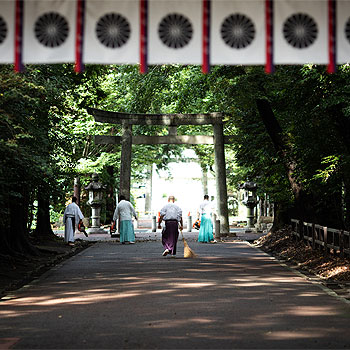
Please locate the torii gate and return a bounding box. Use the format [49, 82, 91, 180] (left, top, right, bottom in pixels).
[88, 107, 231, 234]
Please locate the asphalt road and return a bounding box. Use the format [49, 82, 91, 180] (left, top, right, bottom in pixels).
[1, 238, 350, 349]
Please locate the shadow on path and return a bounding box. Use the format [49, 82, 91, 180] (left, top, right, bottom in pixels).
[1, 241, 349, 349]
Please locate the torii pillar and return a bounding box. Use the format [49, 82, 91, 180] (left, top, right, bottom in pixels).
[119, 123, 132, 200]
[213, 123, 229, 235]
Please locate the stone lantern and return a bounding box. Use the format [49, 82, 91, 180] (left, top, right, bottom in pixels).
[85, 173, 105, 234]
[240, 181, 258, 229]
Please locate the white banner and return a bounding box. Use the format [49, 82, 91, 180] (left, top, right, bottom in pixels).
[0, 0, 14, 63]
[337, 0, 350, 64]
[23, 0, 76, 63]
[274, 0, 328, 64]
[1, 0, 349, 70]
[211, 0, 265, 65]
[84, 0, 139, 64]
[148, 0, 202, 64]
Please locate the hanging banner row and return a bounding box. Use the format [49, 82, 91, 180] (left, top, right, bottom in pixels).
[0, 0, 349, 72]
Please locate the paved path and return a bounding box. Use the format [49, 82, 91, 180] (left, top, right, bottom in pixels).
[1, 237, 350, 349]
[53, 227, 264, 242]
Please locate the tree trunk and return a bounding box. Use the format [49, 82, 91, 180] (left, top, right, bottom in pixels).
[105, 165, 115, 223]
[34, 190, 55, 238]
[0, 183, 12, 255]
[256, 99, 313, 225]
[74, 177, 81, 206]
[329, 103, 350, 230]
[343, 178, 350, 230]
[0, 213, 16, 256]
[270, 202, 289, 232]
[9, 186, 37, 255]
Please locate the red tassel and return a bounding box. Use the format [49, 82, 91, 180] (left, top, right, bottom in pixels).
[265, 0, 274, 74]
[14, 0, 24, 73]
[202, 0, 210, 74]
[140, 0, 148, 74]
[327, 0, 336, 74]
[75, 0, 85, 73]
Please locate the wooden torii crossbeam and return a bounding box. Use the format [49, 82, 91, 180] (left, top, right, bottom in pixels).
[89, 108, 225, 125]
[88, 107, 230, 234]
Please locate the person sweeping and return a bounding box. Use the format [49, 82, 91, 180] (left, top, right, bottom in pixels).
[158, 196, 183, 258]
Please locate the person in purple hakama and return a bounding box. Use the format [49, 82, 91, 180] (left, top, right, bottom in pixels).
[158, 196, 183, 257]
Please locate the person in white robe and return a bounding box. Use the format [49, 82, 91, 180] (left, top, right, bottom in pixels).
[63, 196, 84, 245]
[113, 195, 138, 244]
[197, 194, 217, 243]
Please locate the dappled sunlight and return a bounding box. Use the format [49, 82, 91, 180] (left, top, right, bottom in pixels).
[170, 282, 216, 289]
[148, 289, 174, 295]
[297, 292, 323, 297]
[186, 317, 212, 324]
[145, 317, 216, 329]
[265, 330, 324, 340]
[1, 241, 349, 348]
[0, 310, 18, 317]
[1, 262, 343, 317]
[229, 281, 272, 287]
[285, 306, 341, 317]
[167, 332, 239, 341]
[117, 280, 158, 286]
[229, 315, 276, 329]
[1, 290, 143, 310]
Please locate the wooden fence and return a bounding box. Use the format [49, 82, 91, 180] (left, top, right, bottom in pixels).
[291, 219, 350, 258]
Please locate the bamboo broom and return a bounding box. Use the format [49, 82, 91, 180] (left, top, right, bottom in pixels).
[181, 230, 197, 258]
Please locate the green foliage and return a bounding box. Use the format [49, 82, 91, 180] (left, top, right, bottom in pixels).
[206, 64, 350, 224]
[3, 61, 350, 241]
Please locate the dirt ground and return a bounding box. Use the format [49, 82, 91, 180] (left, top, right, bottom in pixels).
[0, 236, 92, 297]
[254, 227, 350, 282]
[253, 226, 350, 304]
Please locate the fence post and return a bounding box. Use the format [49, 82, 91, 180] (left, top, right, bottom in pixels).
[312, 223, 315, 249]
[152, 215, 157, 232]
[323, 226, 328, 257]
[340, 230, 344, 259]
[187, 215, 192, 232]
[292, 220, 297, 241]
[215, 219, 221, 238]
[298, 220, 303, 241]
